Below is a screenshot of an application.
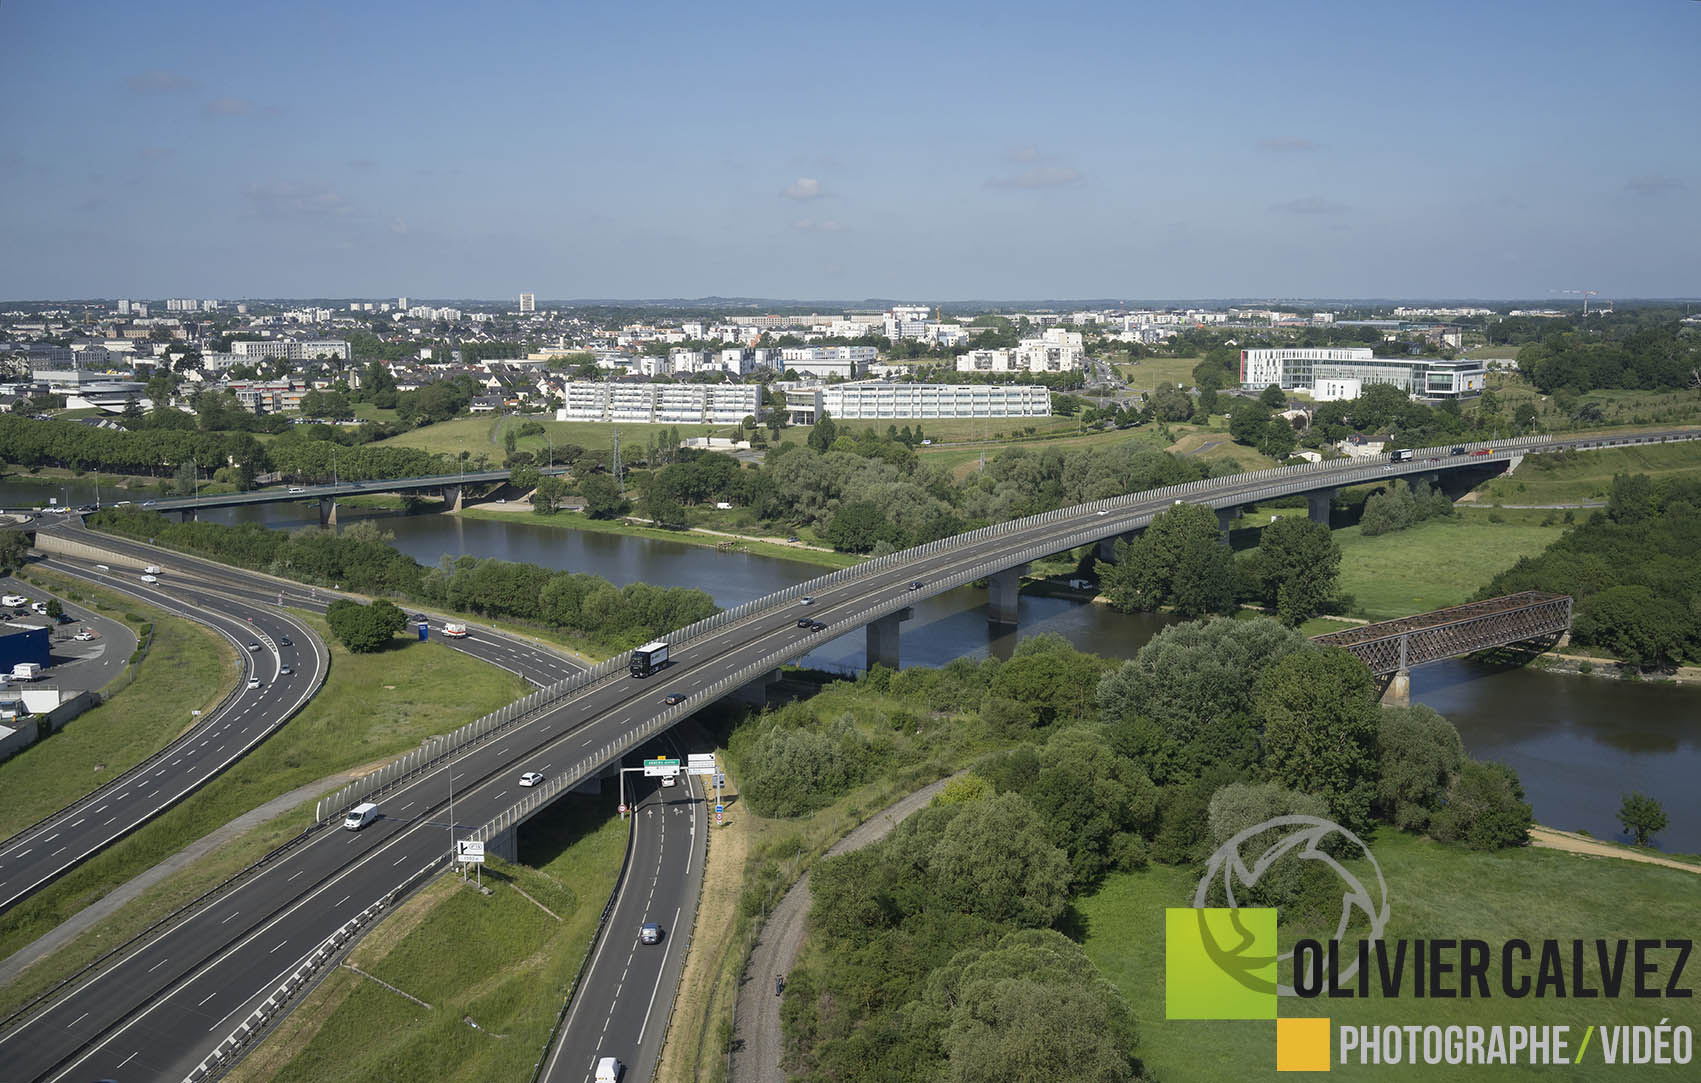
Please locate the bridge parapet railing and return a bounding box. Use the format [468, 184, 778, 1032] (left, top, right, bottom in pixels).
[316, 431, 1698, 823]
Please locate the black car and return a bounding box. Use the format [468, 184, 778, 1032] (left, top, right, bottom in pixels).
[1450, 446, 1467, 455]
[809, 620, 827, 632]
[664, 693, 686, 706]
[279, 636, 292, 646]
[797, 617, 813, 628]
[909, 580, 925, 591]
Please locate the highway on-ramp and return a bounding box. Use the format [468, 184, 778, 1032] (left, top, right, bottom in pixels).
[539, 733, 706, 1083]
[0, 564, 328, 915]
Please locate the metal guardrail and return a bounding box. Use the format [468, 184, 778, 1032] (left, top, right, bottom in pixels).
[315, 429, 1696, 829]
[182, 857, 447, 1083]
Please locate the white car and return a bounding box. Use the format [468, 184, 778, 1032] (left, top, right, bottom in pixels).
[74, 629, 96, 641]
[140, 574, 158, 583]
[247, 677, 262, 689]
[2, 595, 26, 607]
[519, 771, 545, 787]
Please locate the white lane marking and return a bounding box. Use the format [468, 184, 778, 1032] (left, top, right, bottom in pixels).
[147, 957, 169, 973]
[117, 1050, 141, 1068]
[635, 904, 685, 1047]
[220, 911, 240, 924]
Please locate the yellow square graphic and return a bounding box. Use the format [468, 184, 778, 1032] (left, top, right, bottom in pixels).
[1277, 1017, 1331, 1072]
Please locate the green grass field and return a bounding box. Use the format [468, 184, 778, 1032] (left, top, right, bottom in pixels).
[0, 617, 529, 1017]
[1329, 516, 1566, 620]
[234, 798, 628, 1083]
[1080, 831, 1700, 1081]
[1484, 372, 1701, 434]
[1476, 440, 1701, 506]
[1116, 355, 1205, 391]
[0, 570, 235, 837]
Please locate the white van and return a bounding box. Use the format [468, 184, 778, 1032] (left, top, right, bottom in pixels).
[595, 1056, 623, 1083]
[343, 802, 380, 831]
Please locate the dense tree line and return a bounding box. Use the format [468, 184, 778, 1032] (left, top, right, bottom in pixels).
[87, 508, 716, 650]
[1479, 472, 1701, 667]
[1100, 504, 1343, 625]
[1359, 478, 1455, 535]
[769, 620, 1528, 1081]
[1516, 323, 1701, 394]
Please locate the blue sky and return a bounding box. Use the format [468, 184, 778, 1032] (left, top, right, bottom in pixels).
[1, 0, 1697, 301]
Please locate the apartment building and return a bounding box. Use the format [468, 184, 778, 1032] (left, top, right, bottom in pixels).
[554, 381, 762, 424]
[230, 338, 352, 361]
[779, 345, 874, 380]
[1239, 348, 1485, 399]
[814, 381, 1050, 420]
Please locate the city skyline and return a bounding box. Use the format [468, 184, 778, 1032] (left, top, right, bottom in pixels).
[1, 0, 1697, 300]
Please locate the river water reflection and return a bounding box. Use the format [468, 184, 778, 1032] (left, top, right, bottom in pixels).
[6, 480, 1695, 849]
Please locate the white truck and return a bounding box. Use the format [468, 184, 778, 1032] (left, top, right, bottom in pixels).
[11, 663, 42, 682]
[442, 622, 469, 639]
[595, 1056, 623, 1083]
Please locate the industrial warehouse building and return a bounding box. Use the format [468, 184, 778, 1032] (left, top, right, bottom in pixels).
[1239, 348, 1485, 400]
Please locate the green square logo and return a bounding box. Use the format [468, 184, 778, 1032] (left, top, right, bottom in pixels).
[1165, 907, 1279, 1020]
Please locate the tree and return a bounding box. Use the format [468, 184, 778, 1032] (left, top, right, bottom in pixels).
[1100, 502, 1235, 618]
[1258, 416, 1298, 459]
[1571, 584, 1696, 668]
[45, 598, 63, 620]
[531, 475, 567, 515]
[1375, 705, 1465, 831]
[930, 794, 1072, 926]
[1259, 383, 1287, 409]
[1249, 516, 1340, 625]
[1147, 384, 1194, 422]
[0, 531, 27, 576]
[1255, 646, 1381, 831]
[323, 598, 408, 653]
[824, 500, 893, 553]
[1617, 792, 1668, 847]
[807, 411, 838, 452]
[1429, 760, 1531, 850]
[644, 486, 686, 528]
[1228, 399, 1272, 445]
[579, 474, 627, 519]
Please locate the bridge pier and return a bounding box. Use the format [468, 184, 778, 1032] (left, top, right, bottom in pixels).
[442, 485, 464, 512]
[1096, 532, 1136, 563]
[1216, 507, 1237, 543]
[1307, 489, 1335, 527]
[866, 608, 912, 670]
[177, 508, 197, 523]
[485, 826, 518, 863]
[1381, 667, 1411, 707]
[729, 667, 783, 708]
[318, 496, 338, 527]
[988, 564, 1028, 626]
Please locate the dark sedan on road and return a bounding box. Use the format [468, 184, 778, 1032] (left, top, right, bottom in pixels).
[796, 618, 813, 628]
[808, 620, 826, 632]
[664, 693, 685, 705]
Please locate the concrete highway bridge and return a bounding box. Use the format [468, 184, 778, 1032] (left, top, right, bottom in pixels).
[1, 428, 1694, 1083]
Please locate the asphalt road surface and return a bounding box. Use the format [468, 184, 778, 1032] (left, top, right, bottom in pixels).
[3, 431, 1693, 1081]
[0, 562, 328, 914]
[539, 731, 706, 1083]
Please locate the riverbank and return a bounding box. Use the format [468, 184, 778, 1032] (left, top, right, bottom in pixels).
[456, 504, 861, 570]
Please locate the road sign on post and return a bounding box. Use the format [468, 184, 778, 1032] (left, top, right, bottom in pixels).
[456, 840, 485, 864]
[643, 757, 681, 777]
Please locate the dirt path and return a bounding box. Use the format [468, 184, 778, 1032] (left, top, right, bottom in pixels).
[728, 776, 956, 1083]
[1529, 826, 1701, 874]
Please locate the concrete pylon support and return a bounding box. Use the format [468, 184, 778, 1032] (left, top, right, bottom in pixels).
[866, 608, 912, 670]
[730, 667, 784, 708]
[1216, 507, 1236, 543]
[443, 484, 464, 512]
[178, 509, 197, 523]
[1507, 453, 1524, 474]
[1096, 532, 1136, 563]
[486, 826, 518, 863]
[318, 496, 338, 527]
[1381, 667, 1411, 707]
[1306, 489, 1335, 527]
[987, 563, 1029, 626]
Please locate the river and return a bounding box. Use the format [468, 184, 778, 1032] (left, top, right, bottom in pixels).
[6, 477, 1698, 850]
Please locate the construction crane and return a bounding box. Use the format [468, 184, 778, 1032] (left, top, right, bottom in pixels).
[1554, 289, 1600, 316]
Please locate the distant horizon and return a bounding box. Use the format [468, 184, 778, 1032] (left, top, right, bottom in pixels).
[8, 294, 1701, 309]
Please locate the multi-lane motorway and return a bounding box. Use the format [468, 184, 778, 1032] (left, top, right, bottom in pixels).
[0, 566, 327, 913]
[4, 431, 1697, 1081]
[540, 732, 706, 1083]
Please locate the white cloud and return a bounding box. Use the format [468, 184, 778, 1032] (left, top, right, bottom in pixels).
[1625, 175, 1684, 196]
[782, 177, 825, 201]
[205, 96, 255, 117]
[246, 182, 353, 218]
[986, 166, 1083, 190]
[1257, 137, 1319, 153]
[123, 70, 198, 94]
[1269, 196, 1349, 215]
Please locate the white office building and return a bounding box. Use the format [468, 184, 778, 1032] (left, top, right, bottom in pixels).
[554, 381, 762, 425]
[883, 305, 933, 341]
[815, 381, 1050, 420]
[956, 328, 1084, 374]
[231, 339, 352, 361]
[1239, 348, 1485, 399]
[519, 292, 535, 313]
[779, 346, 874, 380]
